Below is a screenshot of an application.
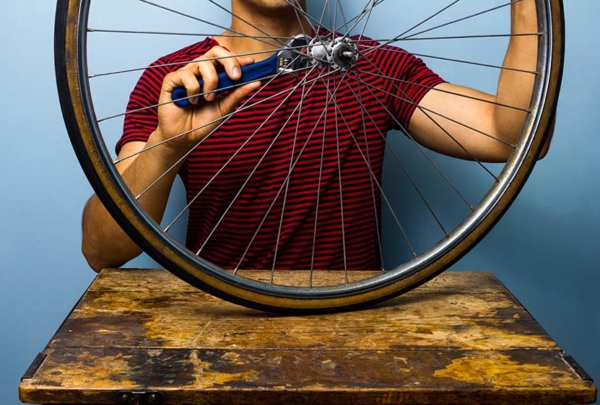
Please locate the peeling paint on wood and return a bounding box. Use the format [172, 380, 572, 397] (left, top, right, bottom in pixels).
[19, 270, 597, 405]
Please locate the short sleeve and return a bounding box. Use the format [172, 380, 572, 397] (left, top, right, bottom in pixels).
[377, 45, 445, 131]
[116, 62, 164, 154]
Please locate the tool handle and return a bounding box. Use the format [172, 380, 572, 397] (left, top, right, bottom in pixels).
[171, 55, 278, 107]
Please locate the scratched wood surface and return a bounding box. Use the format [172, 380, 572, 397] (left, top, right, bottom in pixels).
[20, 269, 596, 405]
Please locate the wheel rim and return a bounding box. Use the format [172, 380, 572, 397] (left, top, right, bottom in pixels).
[55, 0, 564, 312]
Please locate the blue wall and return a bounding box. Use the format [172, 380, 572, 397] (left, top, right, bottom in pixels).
[1, 2, 598, 405]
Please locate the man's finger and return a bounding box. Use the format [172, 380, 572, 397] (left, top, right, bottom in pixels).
[218, 81, 262, 117]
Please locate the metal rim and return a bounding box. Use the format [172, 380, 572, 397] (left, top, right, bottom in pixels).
[55, 0, 564, 312]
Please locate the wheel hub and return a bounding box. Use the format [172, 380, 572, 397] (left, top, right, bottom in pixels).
[309, 37, 359, 70]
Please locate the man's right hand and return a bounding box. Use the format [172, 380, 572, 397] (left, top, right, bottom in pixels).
[153, 45, 262, 153]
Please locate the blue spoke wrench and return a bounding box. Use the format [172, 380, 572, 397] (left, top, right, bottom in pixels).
[172, 34, 312, 107]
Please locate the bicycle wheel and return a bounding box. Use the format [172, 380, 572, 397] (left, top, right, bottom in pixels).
[55, 0, 564, 313]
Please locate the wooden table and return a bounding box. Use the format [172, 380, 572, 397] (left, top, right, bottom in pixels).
[20, 269, 596, 405]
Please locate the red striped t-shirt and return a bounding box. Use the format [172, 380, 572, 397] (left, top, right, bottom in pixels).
[118, 36, 444, 270]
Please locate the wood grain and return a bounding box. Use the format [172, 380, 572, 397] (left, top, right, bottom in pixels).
[19, 269, 597, 405]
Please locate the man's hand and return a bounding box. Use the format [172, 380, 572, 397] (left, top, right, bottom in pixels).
[153, 46, 262, 152]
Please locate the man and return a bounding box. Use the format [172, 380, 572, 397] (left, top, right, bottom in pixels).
[82, 0, 546, 272]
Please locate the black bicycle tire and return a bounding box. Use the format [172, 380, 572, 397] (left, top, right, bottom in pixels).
[54, 0, 565, 313]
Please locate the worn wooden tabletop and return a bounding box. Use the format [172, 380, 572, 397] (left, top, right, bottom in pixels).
[20, 269, 596, 405]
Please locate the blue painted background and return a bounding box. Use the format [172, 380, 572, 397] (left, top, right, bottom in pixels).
[1, 2, 598, 404]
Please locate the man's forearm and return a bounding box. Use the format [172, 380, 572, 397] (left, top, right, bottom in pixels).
[82, 194, 141, 271]
[81, 136, 186, 271]
[494, 0, 539, 144]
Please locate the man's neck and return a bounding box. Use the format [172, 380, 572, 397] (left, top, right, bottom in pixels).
[217, 2, 310, 60]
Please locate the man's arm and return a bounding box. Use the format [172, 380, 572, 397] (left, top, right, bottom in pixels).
[408, 0, 547, 162]
[81, 48, 260, 272]
[81, 140, 183, 271]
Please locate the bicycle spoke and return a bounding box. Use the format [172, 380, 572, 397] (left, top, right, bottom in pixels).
[352, 70, 519, 149]
[357, 0, 377, 40]
[384, 32, 539, 42]
[272, 45, 309, 274]
[344, 71, 451, 247]
[233, 71, 347, 274]
[404, 1, 519, 41]
[332, 71, 349, 277]
[319, 75, 420, 259]
[88, 46, 295, 79]
[139, 0, 282, 50]
[193, 67, 325, 257]
[310, 75, 332, 285]
[87, 28, 289, 40]
[361, 45, 538, 76]
[348, 68, 477, 210]
[353, 65, 385, 269]
[391, 0, 461, 44]
[206, 0, 293, 50]
[336, 0, 373, 39]
[365, 1, 519, 55]
[326, 86, 418, 259]
[353, 55, 511, 180]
